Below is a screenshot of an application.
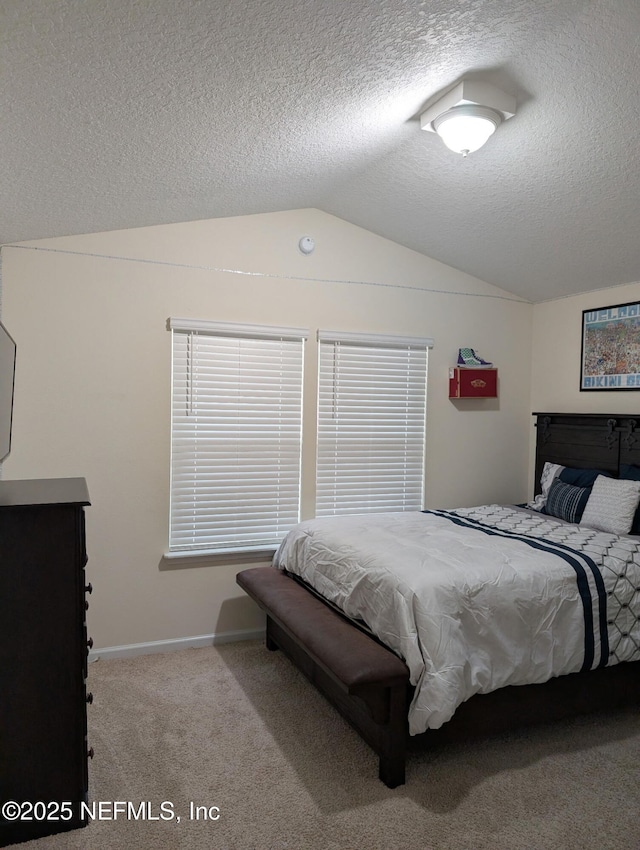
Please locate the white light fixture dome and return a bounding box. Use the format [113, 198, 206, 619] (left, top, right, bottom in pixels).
[432, 105, 501, 157]
[420, 79, 516, 157]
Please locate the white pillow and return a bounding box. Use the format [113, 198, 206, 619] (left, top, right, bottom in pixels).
[580, 475, 640, 535]
[527, 462, 564, 511]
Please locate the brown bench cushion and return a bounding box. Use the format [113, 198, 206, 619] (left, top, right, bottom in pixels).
[237, 567, 409, 692]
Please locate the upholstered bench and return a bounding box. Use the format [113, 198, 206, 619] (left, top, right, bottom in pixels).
[236, 566, 411, 787]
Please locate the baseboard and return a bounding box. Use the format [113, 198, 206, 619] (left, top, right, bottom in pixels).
[88, 627, 265, 662]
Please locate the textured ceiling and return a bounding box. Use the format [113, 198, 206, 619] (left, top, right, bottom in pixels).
[2, 0, 639, 302]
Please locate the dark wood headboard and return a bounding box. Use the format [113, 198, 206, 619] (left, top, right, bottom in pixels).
[533, 412, 640, 495]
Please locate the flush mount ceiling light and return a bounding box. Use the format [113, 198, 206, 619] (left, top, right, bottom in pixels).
[420, 79, 516, 157]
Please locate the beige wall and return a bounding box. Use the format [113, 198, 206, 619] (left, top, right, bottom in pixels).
[1, 208, 533, 650]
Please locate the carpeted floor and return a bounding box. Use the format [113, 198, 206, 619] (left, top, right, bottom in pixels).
[17, 641, 640, 850]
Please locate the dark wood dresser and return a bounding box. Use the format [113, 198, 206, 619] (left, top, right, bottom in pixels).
[0, 478, 92, 846]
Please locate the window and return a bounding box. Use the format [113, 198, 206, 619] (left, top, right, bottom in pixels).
[169, 319, 307, 554]
[316, 330, 431, 516]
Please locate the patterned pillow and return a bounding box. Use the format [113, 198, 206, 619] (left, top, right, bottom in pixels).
[580, 475, 640, 535]
[544, 478, 591, 524]
[527, 462, 564, 511]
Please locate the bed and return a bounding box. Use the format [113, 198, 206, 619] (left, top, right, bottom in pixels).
[237, 412, 640, 787]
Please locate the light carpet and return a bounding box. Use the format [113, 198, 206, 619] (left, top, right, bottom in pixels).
[18, 641, 640, 850]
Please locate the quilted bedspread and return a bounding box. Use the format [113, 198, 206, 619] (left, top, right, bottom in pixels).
[272, 506, 640, 734]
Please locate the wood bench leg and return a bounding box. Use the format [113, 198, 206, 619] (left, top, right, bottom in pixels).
[379, 751, 405, 788]
[378, 684, 407, 788]
[265, 617, 279, 651]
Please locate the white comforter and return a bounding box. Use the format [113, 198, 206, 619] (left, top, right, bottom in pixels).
[273, 506, 640, 734]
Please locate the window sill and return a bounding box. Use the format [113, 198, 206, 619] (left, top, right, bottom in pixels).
[161, 545, 279, 568]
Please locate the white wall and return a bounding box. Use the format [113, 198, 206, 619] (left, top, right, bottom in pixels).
[1, 208, 533, 650]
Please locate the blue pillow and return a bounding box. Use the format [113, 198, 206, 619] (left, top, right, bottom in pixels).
[545, 478, 591, 524]
[620, 464, 640, 480]
[619, 464, 640, 533]
[558, 467, 612, 487]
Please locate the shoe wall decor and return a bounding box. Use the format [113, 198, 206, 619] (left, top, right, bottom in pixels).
[450, 349, 497, 398]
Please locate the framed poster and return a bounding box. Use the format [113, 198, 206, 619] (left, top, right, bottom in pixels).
[580, 301, 640, 390]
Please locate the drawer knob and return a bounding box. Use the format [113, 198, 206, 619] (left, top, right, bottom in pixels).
[86, 692, 94, 705]
[85, 582, 93, 594]
[87, 637, 94, 650]
[87, 747, 94, 760]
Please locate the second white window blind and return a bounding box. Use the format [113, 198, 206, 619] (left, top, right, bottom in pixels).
[316, 331, 430, 516]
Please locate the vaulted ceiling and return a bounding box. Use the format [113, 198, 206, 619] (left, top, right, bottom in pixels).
[2, 0, 639, 302]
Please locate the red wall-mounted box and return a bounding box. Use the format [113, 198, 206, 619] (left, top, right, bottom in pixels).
[449, 367, 498, 399]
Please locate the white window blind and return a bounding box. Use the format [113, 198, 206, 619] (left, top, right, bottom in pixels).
[169, 319, 307, 553]
[316, 330, 431, 517]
